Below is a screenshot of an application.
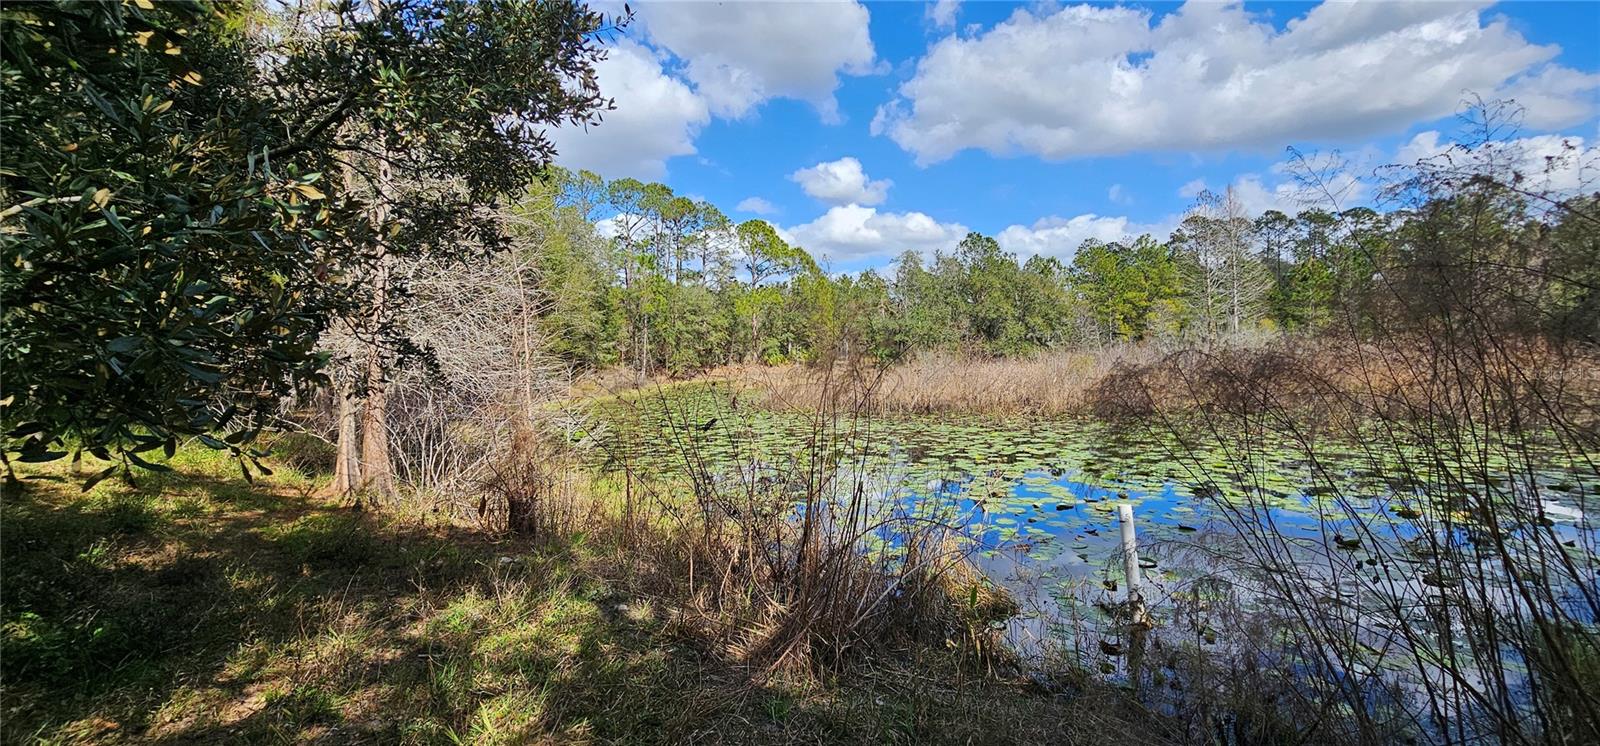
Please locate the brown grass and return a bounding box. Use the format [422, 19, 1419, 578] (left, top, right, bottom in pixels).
[1, 449, 1177, 745]
[1087, 334, 1600, 433]
[741, 347, 1168, 418]
[719, 338, 1600, 435]
[1081, 331, 1600, 743]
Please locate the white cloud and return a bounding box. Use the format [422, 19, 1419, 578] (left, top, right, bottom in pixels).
[735, 197, 779, 215]
[593, 213, 633, 240]
[1178, 178, 1209, 199]
[1179, 150, 1370, 217]
[875, 1, 1594, 164]
[1395, 130, 1451, 168]
[1397, 130, 1599, 195]
[997, 214, 1169, 261]
[1184, 129, 1598, 220]
[548, 42, 709, 179]
[786, 204, 968, 261]
[790, 157, 893, 206]
[640, 0, 877, 121]
[1228, 174, 1323, 216]
[1108, 183, 1130, 205]
[1498, 65, 1600, 130]
[928, 0, 962, 30]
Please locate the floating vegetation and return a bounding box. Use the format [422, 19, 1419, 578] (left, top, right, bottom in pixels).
[588, 381, 1596, 542]
[585, 383, 1600, 677]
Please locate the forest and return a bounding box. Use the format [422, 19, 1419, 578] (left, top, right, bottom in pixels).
[2, 1, 1598, 745]
[515, 165, 1598, 375]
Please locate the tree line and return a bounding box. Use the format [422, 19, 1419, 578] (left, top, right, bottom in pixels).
[521, 167, 1597, 374]
[4, 0, 1594, 495]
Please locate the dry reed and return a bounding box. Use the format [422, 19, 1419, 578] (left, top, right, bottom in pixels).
[744, 346, 1169, 418]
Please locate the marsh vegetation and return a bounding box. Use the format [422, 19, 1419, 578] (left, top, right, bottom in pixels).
[4, 1, 1598, 744]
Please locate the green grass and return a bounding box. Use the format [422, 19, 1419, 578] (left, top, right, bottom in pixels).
[2, 445, 1165, 745]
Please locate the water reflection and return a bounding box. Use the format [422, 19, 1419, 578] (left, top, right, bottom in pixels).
[587, 386, 1600, 735]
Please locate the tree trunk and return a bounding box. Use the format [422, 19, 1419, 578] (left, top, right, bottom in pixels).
[516, 272, 538, 420]
[359, 347, 393, 499]
[1229, 284, 1240, 336]
[749, 312, 760, 363]
[640, 306, 650, 380]
[331, 383, 362, 498]
[358, 155, 395, 501]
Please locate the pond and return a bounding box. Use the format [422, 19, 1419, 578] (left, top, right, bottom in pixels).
[579, 381, 1600, 731]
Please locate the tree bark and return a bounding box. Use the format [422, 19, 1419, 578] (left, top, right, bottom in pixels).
[639, 306, 650, 381]
[358, 346, 393, 499]
[357, 154, 395, 501]
[331, 383, 361, 498]
[516, 272, 538, 419]
[749, 312, 760, 363]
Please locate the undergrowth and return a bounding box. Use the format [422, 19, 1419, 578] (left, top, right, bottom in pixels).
[0, 446, 1165, 745]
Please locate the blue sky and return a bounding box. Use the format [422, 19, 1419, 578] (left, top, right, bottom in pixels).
[549, 1, 1600, 272]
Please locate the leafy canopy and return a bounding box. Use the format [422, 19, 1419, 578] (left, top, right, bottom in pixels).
[1, 0, 616, 480]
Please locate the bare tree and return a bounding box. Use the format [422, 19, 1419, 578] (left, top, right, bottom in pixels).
[1177, 187, 1272, 339]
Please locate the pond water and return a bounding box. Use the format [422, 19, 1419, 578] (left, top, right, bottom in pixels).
[580, 382, 1600, 728]
[583, 385, 1596, 575]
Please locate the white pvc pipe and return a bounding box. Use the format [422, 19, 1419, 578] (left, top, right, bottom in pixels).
[1118, 502, 1141, 598]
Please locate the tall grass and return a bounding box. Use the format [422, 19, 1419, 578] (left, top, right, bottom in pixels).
[583, 362, 1017, 678]
[1082, 337, 1600, 743]
[1072, 149, 1600, 742]
[748, 346, 1171, 418]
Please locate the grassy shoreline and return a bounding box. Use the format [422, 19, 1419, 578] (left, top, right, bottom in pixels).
[9, 339, 1595, 744]
[570, 343, 1600, 744]
[1, 449, 1166, 745]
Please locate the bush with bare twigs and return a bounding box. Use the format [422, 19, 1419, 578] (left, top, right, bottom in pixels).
[591, 365, 1020, 679]
[1074, 103, 1600, 745]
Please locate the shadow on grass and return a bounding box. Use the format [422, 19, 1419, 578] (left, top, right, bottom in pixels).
[1, 465, 707, 744]
[2, 462, 1172, 745]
